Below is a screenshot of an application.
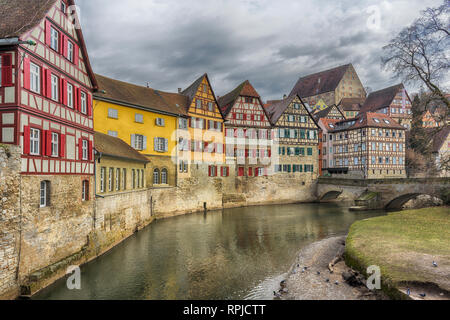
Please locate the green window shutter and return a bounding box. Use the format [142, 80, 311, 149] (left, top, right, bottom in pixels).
[307, 148, 312, 156]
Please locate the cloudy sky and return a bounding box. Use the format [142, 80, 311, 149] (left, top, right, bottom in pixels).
[76, 0, 442, 101]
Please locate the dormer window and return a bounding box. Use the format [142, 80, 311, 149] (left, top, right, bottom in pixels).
[373, 118, 380, 123]
[384, 119, 390, 124]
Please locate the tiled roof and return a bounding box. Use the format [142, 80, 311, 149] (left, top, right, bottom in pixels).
[94, 74, 188, 117]
[289, 64, 351, 98]
[361, 84, 404, 113]
[94, 132, 150, 163]
[218, 80, 270, 122]
[0, 0, 56, 39]
[339, 97, 365, 111]
[330, 112, 405, 132]
[319, 118, 340, 131]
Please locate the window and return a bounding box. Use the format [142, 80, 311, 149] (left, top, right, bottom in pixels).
[154, 137, 168, 152]
[132, 169, 136, 188]
[82, 180, 89, 201]
[82, 140, 88, 160]
[100, 167, 106, 192]
[80, 91, 87, 114]
[67, 83, 74, 108]
[132, 134, 146, 151]
[153, 169, 160, 185]
[179, 118, 188, 129]
[161, 169, 168, 184]
[40, 181, 50, 208]
[108, 168, 114, 191]
[196, 99, 202, 108]
[61, 1, 66, 14]
[30, 128, 40, 155]
[307, 148, 313, 156]
[51, 132, 59, 157]
[108, 108, 118, 119]
[141, 169, 145, 187]
[116, 168, 120, 191]
[155, 118, 165, 126]
[67, 41, 74, 62]
[122, 169, 127, 190]
[50, 27, 59, 51]
[108, 130, 118, 137]
[30, 62, 41, 94]
[136, 169, 140, 188]
[208, 102, 213, 112]
[51, 74, 59, 101]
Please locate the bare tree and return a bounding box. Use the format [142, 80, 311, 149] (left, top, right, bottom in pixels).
[382, 1, 449, 112]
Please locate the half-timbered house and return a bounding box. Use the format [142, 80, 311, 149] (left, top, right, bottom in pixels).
[266, 95, 320, 179]
[361, 84, 412, 130]
[0, 0, 97, 281]
[218, 80, 272, 177]
[326, 112, 406, 179]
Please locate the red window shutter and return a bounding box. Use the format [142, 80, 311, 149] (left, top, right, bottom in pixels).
[40, 130, 45, 156]
[208, 166, 211, 177]
[73, 44, 79, 66]
[214, 166, 218, 177]
[88, 140, 93, 161]
[45, 130, 52, 156]
[248, 167, 252, 177]
[220, 167, 223, 177]
[87, 93, 92, 116]
[62, 35, 67, 58]
[1, 54, 13, 87]
[22, 57, 30, 89]
[45, 20, 52, 46]
[227, 167, 230, 177]
[76, 88, 81, 111]
[188, 118, 192, 127]
[232, 113, 236, 119]
[268, 149, 272, 157]
[45, 69, 52, 98]
[23, 126, 30, 155]
[60, 134, 66, 158]
[255, 168, 259, 177]
[62, 79, 67, 105]
[78, 138, 83, 160]
[245, 149, 249, 158]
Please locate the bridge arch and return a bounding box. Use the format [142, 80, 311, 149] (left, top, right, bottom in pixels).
[385, 193, 443, 210]
[320, 190, 343, 201]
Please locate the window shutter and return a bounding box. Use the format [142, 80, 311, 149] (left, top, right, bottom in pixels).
[87, 93, 92, 116]
[45, 130, 52, 156]
[78, 138, 83, 160]
[73, 44, 79, 66]
[46, 182, 51, 206]
[76, 88, 81, 111]
[62, 79, 67, 105]
[40, 130, 45, 156]
[142, 136, 147, 150]
[23, 126, 30, 155]
[208, 166, 211, 177]
[248, 168, 252, 177]
[59, 77, 64, 103]
[214, 166, 218, 177]
[1, 54, 13, 87]
[23, 57, 30, 89]
[88, 140, 93, 161]
[227, 167, 230, 177]
[59, 134, 66, 158]
[153, 137, 158, 151]
[45, 20, 52, 46]
[45, 69, 52, 98]
[62, 34, 67, 57]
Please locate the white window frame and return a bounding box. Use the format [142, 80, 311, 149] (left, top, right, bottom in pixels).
[67, 41, 74, 62]
[51, 132, 59, 157]
[135, 113, 144, 123]
[80, 91, 87, 114]
[82, 180, 88, 201]
[116, 168, 120, 191]
[108, 168, 113, 192]
[30, 128, 40, 155]
[82, 139, 88, 160]
[30, 62, 41, 94]
[108, 108, 118, 119]
[135, 134, 144, 150]
[40, 181, 48, 208]
[67, 83, 74, 108]
[51, 74, 59, 102]
[108, 130, 118, 137]
[100, 167, 106, 192]
[161, 169, 168, 184]
[50, 27, 59, 51]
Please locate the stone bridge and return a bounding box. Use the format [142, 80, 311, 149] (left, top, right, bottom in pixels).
[317, 177, 450, 210]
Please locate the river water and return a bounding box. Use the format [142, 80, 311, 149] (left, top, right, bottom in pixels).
[33, 203, 385, 300]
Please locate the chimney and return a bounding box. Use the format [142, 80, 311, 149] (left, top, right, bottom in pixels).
[146, 82, 150, 88]
[178, 88, 182, 93]
[283, 94, 287, 99]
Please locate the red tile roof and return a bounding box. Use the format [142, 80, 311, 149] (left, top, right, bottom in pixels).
[319, 118, 340, 131]
[289, 64, 352, 98]
[330, 112, 405, 132]
[94, 74, 189, 117]
[361, 84, 405, 113]
[339, 97, 366, 111]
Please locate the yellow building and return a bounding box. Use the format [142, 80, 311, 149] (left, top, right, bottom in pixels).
[93, 74, 189, 187]
[179, 74, 225, 178]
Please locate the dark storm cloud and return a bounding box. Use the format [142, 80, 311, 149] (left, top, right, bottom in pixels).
[76, 0, 442, 101]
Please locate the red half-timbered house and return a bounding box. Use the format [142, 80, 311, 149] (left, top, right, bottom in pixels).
[0, 0, 97, 278]
[218, 80, 272, 177]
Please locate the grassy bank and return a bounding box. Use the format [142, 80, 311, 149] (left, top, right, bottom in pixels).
[345, 207, 450, 299]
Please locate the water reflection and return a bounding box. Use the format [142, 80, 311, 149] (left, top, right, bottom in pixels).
[34, 203, 385, 300]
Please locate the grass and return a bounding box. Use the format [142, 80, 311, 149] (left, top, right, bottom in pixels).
[345, 207, 450, 299]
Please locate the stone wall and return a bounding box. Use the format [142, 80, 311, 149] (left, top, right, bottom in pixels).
[0, 145, 21, 299]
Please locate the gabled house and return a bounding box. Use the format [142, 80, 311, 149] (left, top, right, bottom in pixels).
[338, 97, 365, 119]
[361, 84, 412, 130]
[218, 80, 272, 177]
[266, 94, 320, 178]
[0, 0, 97, 290]
[313, 104, 345, 121]
[289, 64, 366, 107]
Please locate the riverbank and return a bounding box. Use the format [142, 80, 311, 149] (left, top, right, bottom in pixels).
[279, 236, 386, 300]
[345, 207, 450, 300]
